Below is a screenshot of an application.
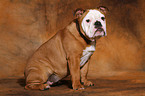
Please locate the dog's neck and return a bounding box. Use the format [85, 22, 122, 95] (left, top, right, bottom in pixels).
[66, 20, 96, 47]
[75, 19, 93, 44]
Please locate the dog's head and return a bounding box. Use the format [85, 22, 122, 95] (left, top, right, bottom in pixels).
[74, 6, 108, 41]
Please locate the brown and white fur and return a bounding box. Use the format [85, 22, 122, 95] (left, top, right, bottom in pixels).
[24, 6, 108, 90]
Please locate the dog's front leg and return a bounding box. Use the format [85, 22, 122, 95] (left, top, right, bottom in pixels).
[68, 56, 84, 90]
[81, 61, 94, 86]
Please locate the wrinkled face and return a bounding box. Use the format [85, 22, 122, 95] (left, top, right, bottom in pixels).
[80, 9, 107, 40]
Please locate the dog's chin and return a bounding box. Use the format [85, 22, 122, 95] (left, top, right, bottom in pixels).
[89, 30, 105, 41]
[95, 30, 105, 36]
[94, 28, 105, 36]
[90, 32, 104, 41]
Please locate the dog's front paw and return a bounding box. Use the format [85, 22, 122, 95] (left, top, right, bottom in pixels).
[82, 80, 94, 86]
[72, 83, 84, 90]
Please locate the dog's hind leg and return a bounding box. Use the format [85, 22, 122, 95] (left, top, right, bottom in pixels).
[25, 69, 53, 90]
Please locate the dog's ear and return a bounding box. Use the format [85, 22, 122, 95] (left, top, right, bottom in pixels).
[97, 6, 109, 14]
[74, 8, 85, 19]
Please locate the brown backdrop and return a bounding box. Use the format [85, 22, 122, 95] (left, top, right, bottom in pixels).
[0, 0, 144, 78]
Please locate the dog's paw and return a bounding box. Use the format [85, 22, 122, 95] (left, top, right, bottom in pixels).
[25, 83, 51, 90]
[82, 80, 94, 86]
[40, 84, 51, 91]
[72, 83, 84, 90]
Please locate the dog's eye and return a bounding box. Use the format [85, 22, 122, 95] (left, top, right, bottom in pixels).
[86, 19, 90, 23]
[101, 17, 105, 21]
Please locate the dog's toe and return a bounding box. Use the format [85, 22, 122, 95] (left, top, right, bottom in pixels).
[73, 83, 84, 90]
[83, 80, 94, 86]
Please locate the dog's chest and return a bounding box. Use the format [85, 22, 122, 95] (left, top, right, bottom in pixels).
[80, 44, 96, 67]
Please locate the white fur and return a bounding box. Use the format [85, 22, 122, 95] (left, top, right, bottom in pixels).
[81, 9, 107, 39]
[80, 43, 96, 67]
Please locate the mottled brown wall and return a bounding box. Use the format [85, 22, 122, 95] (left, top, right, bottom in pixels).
[0, 0, 47, 77]
[89, 0, 145, 77]
[0, 0, 144, 78]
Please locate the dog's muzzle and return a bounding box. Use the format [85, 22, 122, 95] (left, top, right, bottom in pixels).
[94, 21, 106, 37]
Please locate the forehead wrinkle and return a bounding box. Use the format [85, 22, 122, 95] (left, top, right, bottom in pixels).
[84, 10, 104, 20]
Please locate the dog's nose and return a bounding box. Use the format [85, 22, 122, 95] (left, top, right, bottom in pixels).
[94, 21, 102, 28]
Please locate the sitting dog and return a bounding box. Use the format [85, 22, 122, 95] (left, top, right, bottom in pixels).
[24, 6, 108, 90]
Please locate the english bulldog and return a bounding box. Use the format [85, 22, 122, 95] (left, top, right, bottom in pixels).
[24, 6, 108, 90]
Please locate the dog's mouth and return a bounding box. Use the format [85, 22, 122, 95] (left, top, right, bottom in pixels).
[95, 28, 104, 32]
[94, 28, 105, 36]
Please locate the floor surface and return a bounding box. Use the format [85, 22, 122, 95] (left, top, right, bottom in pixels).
[1, 72, 145, 96]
